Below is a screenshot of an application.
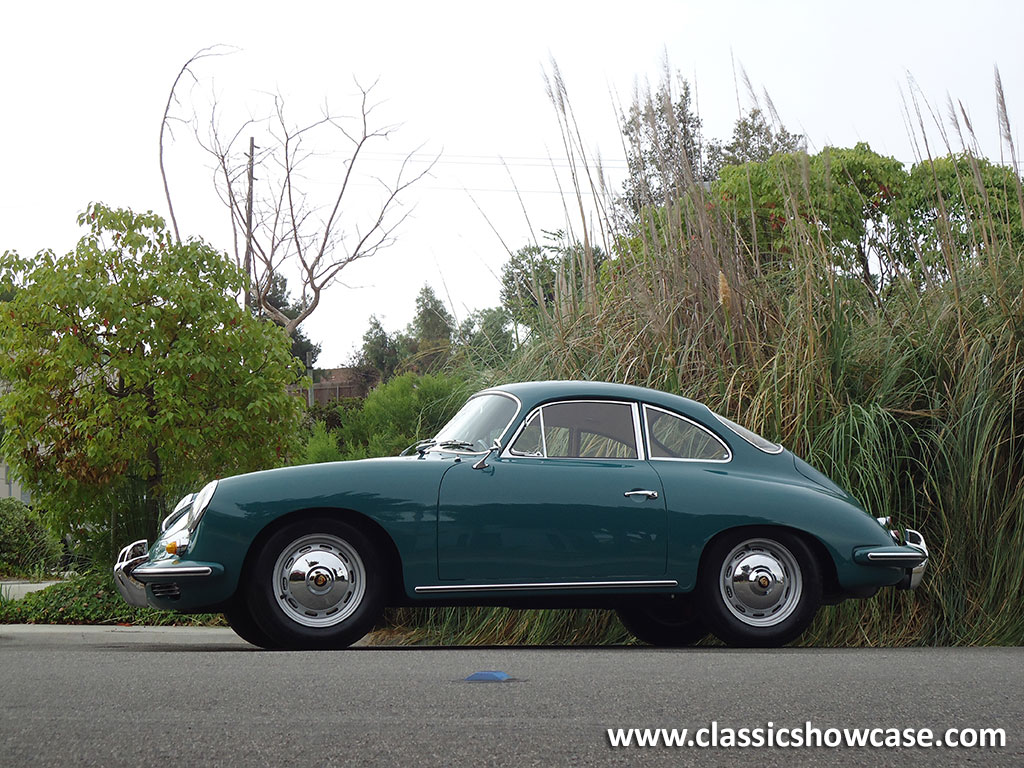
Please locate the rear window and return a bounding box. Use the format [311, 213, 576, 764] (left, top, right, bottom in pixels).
[712, 412, 783, 454]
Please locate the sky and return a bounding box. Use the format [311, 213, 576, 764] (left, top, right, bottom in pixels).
[2, 1, 1021, 366]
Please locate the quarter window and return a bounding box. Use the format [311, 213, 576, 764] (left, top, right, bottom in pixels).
[509, 411, 544, 456]
[509, 401, 640, 459]
[644, 406, 730, 461]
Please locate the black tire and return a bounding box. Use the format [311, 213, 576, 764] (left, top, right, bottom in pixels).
[617, 595, 708, 647]
[698, 529, 822, 648]
[223, 602, 281, 650]
[244, 517, 384, 650]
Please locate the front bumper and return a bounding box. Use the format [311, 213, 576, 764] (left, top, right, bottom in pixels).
[113, 539, 150, 608]
[113, 539, 223, 610]
[853, 527, 929, 590]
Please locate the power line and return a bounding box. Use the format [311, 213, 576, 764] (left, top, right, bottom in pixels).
[359, 150, 629, 169]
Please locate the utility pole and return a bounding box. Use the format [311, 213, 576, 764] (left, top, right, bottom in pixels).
[243, 136, 255, 311]
[306, 350, 314, 408]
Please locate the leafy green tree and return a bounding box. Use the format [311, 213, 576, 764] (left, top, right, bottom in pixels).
[403, 284, 454, 372]
[358, 315, 401, 382]
[411, 284, 454, 346]
[706, 108, 805, 172]
[0, 498, 62, 576]
[888, 153, 1024, 274]
[713, 142, 907, 286]
[304, 421, 342, 464]
[0, 203, 306, 544]
[620, 68, 712, 214]
[500, 233, 607, 330]
[456, 307, 515, 369]
[336, 372, 472, 460]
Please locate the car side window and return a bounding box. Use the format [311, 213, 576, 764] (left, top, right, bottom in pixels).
[644, 405, 730, 461]
[510, 401, 639, 459]
[508, 411, 544, 456]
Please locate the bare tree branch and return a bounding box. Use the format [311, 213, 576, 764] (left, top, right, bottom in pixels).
[159, 45, 236, 243]
[182, 77, 436, 337]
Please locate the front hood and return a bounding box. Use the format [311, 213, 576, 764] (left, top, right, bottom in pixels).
[207, 451, 460, 513]
[218, 451, 449, 487]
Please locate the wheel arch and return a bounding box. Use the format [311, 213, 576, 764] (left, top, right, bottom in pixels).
[233, 507, 406, 605]
[696, 523, 840, 599]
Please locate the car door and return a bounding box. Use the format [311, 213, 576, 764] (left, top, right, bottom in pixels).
[436, 400, 668, 583]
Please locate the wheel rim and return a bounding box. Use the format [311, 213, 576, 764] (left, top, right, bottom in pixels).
[719, 538, 802, 627]
[272, 533, 366, 628]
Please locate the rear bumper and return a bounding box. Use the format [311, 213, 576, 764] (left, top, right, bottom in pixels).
[899, 528, 929, 589]
[853, 527, 929, 590]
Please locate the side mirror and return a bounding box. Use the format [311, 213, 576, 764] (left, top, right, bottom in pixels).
[472, 438, 502, 470]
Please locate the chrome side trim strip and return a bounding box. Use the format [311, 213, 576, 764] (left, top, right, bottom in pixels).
[414, 579, 678, 594]
[133, 565, 214, 578]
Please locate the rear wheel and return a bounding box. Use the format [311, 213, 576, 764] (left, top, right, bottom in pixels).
[245, 518, 384, 650]
[698, 530, 822, 648]
[617, 595, 708, 647]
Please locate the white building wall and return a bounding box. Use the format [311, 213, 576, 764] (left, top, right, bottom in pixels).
[0, 459, 31, 505]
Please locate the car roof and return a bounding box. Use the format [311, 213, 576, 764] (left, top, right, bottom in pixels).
[480, 380, 714, 421]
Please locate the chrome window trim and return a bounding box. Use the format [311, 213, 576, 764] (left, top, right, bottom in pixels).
[428, 390, 522, 455]
[501, 399, 644, 461]
[631, 402, 647, 461]
[507, 408, 545, 457]
[712, 411, 785, 455]
[415, 579, 678, 594]
[642, 404, 733, 463]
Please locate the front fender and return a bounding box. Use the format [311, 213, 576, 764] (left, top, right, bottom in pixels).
[173, 455, 454, 607]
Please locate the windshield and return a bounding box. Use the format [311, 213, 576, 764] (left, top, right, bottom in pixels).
[431, 392, 519, 452]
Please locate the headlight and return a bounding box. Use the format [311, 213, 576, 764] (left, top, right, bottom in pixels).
[187, 480, 219, 533]
[161, 492, 196, 532]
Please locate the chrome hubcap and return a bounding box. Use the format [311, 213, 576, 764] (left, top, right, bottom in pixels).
[719, 538, 802, 627]
[273, 534, 366, 628]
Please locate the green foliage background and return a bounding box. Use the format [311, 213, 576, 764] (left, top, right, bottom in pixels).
[3, 71, 1023, 649]
[0, 204, 306, 553]
[0, 498, 62, 577]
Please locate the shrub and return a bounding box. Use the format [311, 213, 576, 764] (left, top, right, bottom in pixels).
[337, 372, 473, 460]
[0, 566, 223, 625]
[0, 498, 62, 577]
[304, 421, 343, 464]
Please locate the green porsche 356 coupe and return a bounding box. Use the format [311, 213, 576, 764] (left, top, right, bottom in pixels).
[114, 381, 927, 649]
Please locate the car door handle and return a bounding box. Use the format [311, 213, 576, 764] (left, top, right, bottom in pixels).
[624, 490, 659, 500]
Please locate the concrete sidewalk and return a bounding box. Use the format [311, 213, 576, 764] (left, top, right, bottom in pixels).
[0, 623, 244, 646]
[0, 580, 61, 600]
[0, 624, 374, 647]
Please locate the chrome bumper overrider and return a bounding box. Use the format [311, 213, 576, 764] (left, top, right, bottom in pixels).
[113, 539, 150, 608]
[901, 528, 928, 590]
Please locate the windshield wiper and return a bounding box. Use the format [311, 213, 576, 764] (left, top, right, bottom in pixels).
[400, 439, 435, 456]
[437, 440, 476, 451]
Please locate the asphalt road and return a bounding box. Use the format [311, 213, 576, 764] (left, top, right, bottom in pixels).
[0, 626, 1020, 768]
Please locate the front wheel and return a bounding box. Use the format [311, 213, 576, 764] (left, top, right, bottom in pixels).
[698, 530, 821, 648]
[223, 601, 280, 650]
[245, 518, 384, 650]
